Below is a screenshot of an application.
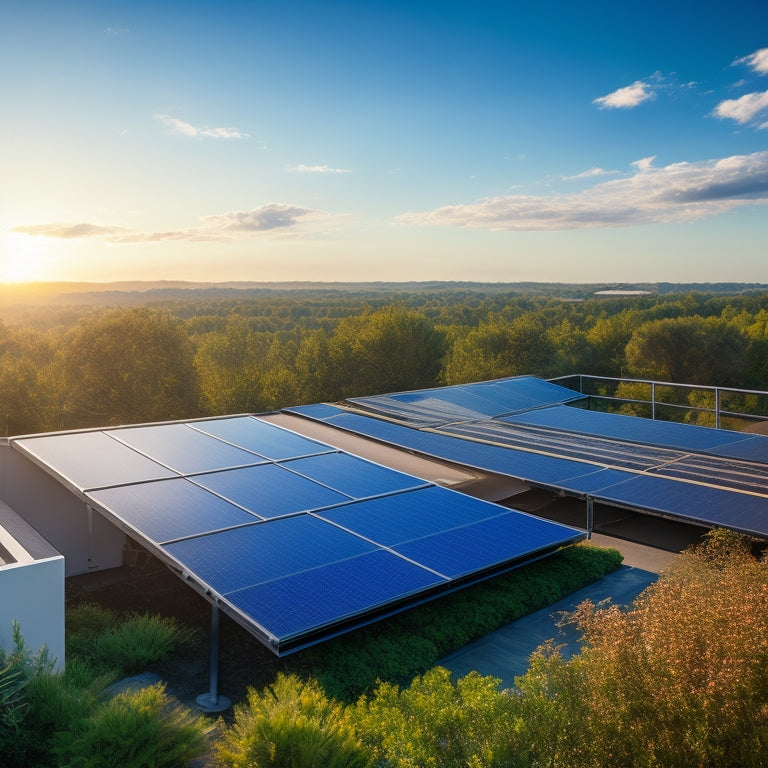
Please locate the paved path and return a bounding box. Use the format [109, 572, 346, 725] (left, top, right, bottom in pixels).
[438, 565, 658, 689]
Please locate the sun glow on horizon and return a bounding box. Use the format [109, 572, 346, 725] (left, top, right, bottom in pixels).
[0, 232, 52, 283]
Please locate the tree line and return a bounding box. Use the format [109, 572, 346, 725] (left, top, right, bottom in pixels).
[1, 288, 768, 435]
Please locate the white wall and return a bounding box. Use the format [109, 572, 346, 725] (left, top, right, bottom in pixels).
[0, 443, 125, 576]
[0, 556, 65, 670]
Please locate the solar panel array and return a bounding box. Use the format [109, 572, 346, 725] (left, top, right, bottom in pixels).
[349, 375, 584, 426]
[11, 415, 584, 654]
[287, 378, 768, 538]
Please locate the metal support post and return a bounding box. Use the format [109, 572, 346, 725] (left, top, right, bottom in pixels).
[196, 603, 231, 712]
[586, 497, 594, 540]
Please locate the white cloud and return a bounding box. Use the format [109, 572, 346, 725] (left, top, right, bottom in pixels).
[713, 90, 768, 125]
[397, 151, 768, 231]
[202, 204, 319, 231]
[593, 80, 655, 109]
[286, 164, 352, 174]
[154, 114, 248, 139]
[734, 48, 768, 75]
[562, 167, 618, 181]
[13, 204, 325, 244]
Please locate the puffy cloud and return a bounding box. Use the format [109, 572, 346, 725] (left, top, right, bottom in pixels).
[13, 204, 324, 244]
[593, 80, 655, 109]
[397, 151, 768, 231]
[734, 47, 768, 76]
[154, 114, 248, 139]
[713, 90, 768, 125]
[286, 164, 352, 174]
[202, 204, 319, 231]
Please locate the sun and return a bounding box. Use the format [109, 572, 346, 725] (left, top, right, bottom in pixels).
[0, 232, 50, 283]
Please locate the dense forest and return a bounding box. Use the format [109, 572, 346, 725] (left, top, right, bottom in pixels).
[1, 284, 768, 436]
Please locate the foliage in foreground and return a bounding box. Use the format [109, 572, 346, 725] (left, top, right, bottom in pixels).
[513, 528, 768, 767]
[216, 673, 368, 768]
[53, 682, 210, 768]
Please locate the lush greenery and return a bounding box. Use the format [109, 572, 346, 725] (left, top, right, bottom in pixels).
[2, 286, 768, 435]
[0, 607, 204, 768]
[4, 533, 767, 766]
[293, 545, 623, 701]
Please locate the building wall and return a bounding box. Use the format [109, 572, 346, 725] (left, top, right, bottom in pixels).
[0, 556, 65, 670]
[0, 442, 125, 576]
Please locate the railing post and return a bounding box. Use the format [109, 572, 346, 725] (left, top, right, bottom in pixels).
[586, 497, 594, 539]
[716, 388, 721, 429]
[651, 381, 656, 420]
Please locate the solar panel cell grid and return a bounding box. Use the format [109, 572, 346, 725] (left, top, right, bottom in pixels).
[107, 423, 263, 475]
[88, 478, 261, 543]
[193, 416, 333, 460]
[191, 463, 350, 518]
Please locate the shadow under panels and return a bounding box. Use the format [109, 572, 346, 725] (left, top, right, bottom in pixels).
[11, 415, 584, 655]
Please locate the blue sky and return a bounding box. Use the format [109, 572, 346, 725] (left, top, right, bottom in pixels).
[1, 0, 767, 283]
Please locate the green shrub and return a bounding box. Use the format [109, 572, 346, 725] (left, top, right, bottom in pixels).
[54, 682, 210, 768]
[22, 659, 114, 766]
[0, 621, 55, 767]
[93, 613, 196, 675]
[353, 666, 519, 768]
[65, 604, 117, 660]
[216, 673, 369, 768]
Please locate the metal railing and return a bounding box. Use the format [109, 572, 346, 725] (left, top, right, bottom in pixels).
[549, 374, 768, 432]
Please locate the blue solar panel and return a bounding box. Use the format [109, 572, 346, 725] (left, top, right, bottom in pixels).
[12, 431, 176, 491]
[553, 468, 640, 495]
[394, 511, 582, 579]
[350, 376, 582, 425]
[88, 478, 260, 543]
[225, 549, 447, 644]
[192, 463, 350, 518]
[281, 452, 425, 498]
[701, 434, 768, 463]
[310, 411, 605, 486]
[317, 486, 509, 545]
[285, 403, 347, 420]
[193, 416, 333, 460]
[162, 515, 378, 594]
[107, 423, 264, 474]
[501, 405, 751, 453]
[591, 474, 768, 537]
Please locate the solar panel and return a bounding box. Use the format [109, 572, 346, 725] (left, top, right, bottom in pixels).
[107, 423, 264, 474]
[162, 515, 378, 594]
[501, 405, 752, 453]
[8, 402, 590, 656]
[591, 474, 768, 538]
[88, 478, 260, 543]
[316, 486, 511, 546]
[226, 549, 447, 646]
[12, 431, 177, 491]
[193, 416, 333, 460]
[191, 463, 350, 518]
[280, 452, 426, 498]
[393, 511, 582, 580]
[701, 434, 768, 463]
[350, 376, 583, 425]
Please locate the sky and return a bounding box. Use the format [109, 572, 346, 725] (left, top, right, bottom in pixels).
[1, 0, 767, 285]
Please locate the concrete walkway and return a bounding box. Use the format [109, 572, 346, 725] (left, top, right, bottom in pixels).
[439, 560, 659, 689]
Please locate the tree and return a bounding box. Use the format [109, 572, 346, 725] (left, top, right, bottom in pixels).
[624, 315, 748, 386]
[61, 308, 199, 427]
[443, 314, 555, 385]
